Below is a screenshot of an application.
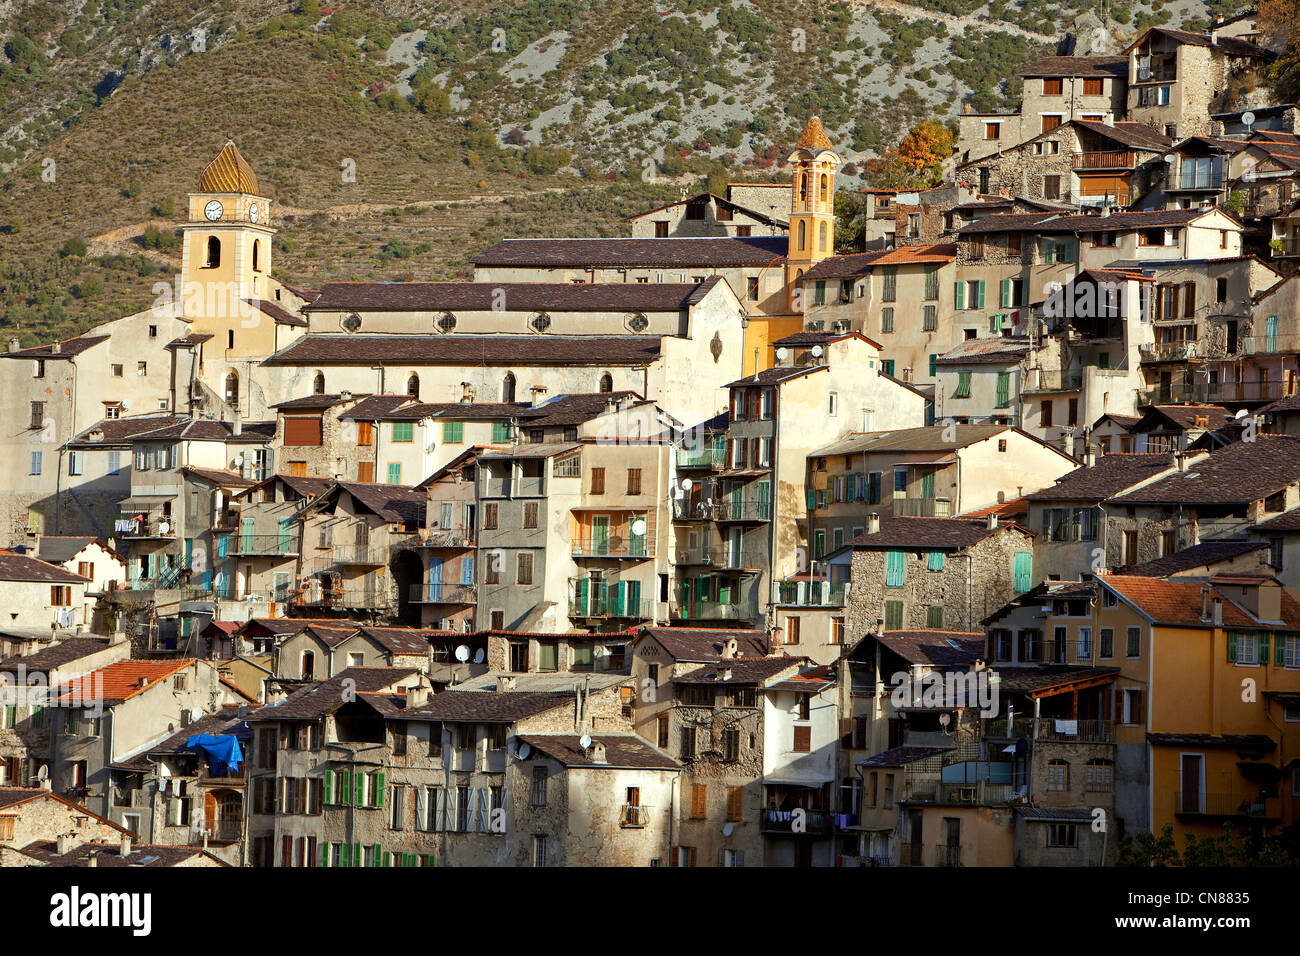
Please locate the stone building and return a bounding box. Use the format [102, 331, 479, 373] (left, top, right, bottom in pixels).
[626, 190, 788, 239]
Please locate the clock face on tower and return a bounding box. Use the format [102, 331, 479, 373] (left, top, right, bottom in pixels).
[204, 200, 224, 221]
[248, 203, 259, 223]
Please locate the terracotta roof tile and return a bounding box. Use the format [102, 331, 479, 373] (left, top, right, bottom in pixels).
[304, 280, 722, 313]
[265, 335, 663, 368]
[472, 236, 787, 268]
[55, 659, 192, 705]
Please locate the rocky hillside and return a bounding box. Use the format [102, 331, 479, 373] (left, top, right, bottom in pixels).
[0, 0, 1228, 344]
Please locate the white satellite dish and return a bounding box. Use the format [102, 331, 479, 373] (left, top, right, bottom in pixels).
[810, 345, 823, 358]
[1235, 408, 1249, 419]
[517, 742, 531, 760]
[722, 822, 735, 837]
[158, 521, 170, 535]
[120, 399, 130, 410]
[938, 712, 951, 726]
[631, 519, 647, 537]
[1242, 111, 1256, 128]
[775, 347, 789, 361]
[579, 733, 592, 750]
[1163, 153, 1175, 164]
[473, 648, 485, 664]
[454, 644, 470, 663]
[36, 765, 48, 781]
[681, 478, 694, 491]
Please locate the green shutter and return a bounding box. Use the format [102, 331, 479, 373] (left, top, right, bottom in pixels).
[1227, 631, 1237, 664]
[443, 421, 463, 443]
[577, 577, 589, 616]
[492, 421, 510, 442]
[976, 280, 986, 309]
[354, 772, 363, 807]
[387, 462, 402, 484]
[926, 605, 943, 628]
[376, 771, 386, 808]
[954, 281, 965, 310]
[615, 580, 627, 617]
[929, 354, 937, 377]
[425, 854, 436, 867]
[338, 769, 351, 806]
[392, 421, 413, 442]
[884, 600, 903, 630]
[323, 769, 333, 805]
[354, 843, 362, 868]
[1013, 551, 1032, 592]
[384, 850, 392, 867]
[341, 842, 350, 868]
[1259, 632, 1270, 666]
[807, 489, 816, 511]
[996, 372, 1010, 407]
[1000, 277, 1011, 308]
[320, 843, 330, 867]
[928, 551, 944, 571]
[885, 551, 904, 588]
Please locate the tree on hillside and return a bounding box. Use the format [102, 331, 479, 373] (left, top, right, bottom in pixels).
[1261, 0, 1300, 103]
[895, 120, 954, 184]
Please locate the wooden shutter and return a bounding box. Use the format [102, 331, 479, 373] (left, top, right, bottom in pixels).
[727, 786, 743, 820]
[284, 416, 323, 446]
[357, 461, 375, 483]
[793, 725, 811, 752]
[692, 784, 707, 818]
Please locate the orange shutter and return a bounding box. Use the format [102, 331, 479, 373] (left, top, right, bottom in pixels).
[283, 416, 323, 446]
[357, 462, 375, 483]
[691, 784, 707, 818]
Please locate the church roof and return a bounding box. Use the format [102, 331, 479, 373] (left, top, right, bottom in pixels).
[795, 117, 833, 150]
[199, 141, 260, 194]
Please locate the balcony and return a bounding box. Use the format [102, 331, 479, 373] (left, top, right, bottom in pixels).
[324, 544, 387, 566]
[714, 498, 772, 522]
[670, 599, 760, 622]
[1272, 237, 1300, 257]
[672, 498, 718, 521]
[294, 588, 389, 609]
[418, 528, 475, 548]
[898, 842, 924, 866]
[1021, 370, 1083, 394]
[675, 446, 724, 470]
[230, 534, 299, 557]
[678, 548, 765, 570]
[569, 591, 655, 621]
[1173, 791, 1277, 819]
[1072, 150, 1135, 170]
[409, 583, 477, 604]
[479, 476, 545, 498]
[892, 497, 952, 518]
[114, 514, 176, 539]
[1034, 718, 1113, 743]
[776, 579, 845, 606]
[1239, 333, 1300, 356]
[1140, 340, 1212, 363]
[571, 534, 655, 559]
[760, 809, 833, 835]
[620, 804, 650, 828]
[935, 780, 1017, 805]
[933, 845, 962, 867]
[1139, 383, 1196, 405]
[210, 818, 244, 844]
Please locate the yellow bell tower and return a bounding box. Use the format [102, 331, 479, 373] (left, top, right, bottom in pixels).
[179, 142, 276, 352]
[784, 118, 841, 313]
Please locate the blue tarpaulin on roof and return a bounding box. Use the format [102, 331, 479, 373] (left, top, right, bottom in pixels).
[184, 734, 243, 776]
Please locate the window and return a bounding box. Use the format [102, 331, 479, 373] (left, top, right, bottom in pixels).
[1122, 688, 1143, 725]
[532, 835, 547, 867]
[627, 468, 642, 495]
[502, 373, 516, 403]
[29, 452, 41, 476]
[387, 463, 402, 485]
[1041, 113, 1062, 132]
[881, 267, 897, 302]
[1083, 77, 1104, 96]
[726, 786, 743, 821]
[1043, 77, 1063, 95]
[590, 468, 605, 495]
[723, 728, 741, 761]
[793, 725, 811, 753]
[1043, 175, 1061, 200]
[516, 552, 533, 586]
[923, 305, 936, 332]
[785, 617, 801, 645]
[50, 586, 71, 607]
[881, 307, 894, 334]
[442, 421, 463, 443]
[954, 371, 971, 399]
[392, 421, 414, 443]
[827, 392, 837, 416]
[1126, 626, 1141, 658]
[205, 236, 221, 267]
[483, 503, 498, 530]
[111, 363, 123, 377]
[1040, 400, 1053, 428]
[984, 121, 1000, 140]
[1085, 758, 1114, 792]
[523, 501, 538, 529]
[1046, 759, 1069, 791]
[680, 727, 696, 758]
[690, 784, 707, 819]
[68, 451, 83, 476]
[1047, 824, 1077, 848]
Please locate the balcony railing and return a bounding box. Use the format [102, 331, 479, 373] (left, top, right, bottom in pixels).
[572, 534, 654, 559]
[675, 446, 724, 470]
[760, 809, 833, 834]
[1073, 150, 1135, 169]
[479, 477, 545, 498]
[114, 515, 176, 538]
[898, 843, 924, 866]
[672, 498, 719, 521]
[324, 544, 387, 566]
[1140, 340, 1211, 362]
[892, 496, 952, 518]
[418, 528, 475, 548]
[1022, 370, 1083, 393]
[670, 599, 760, 622]
[776, 579, 846, 606]
[409, 583, 478, 604]
[1173, 792, 1274, 818]
[210, 819, 244, 843]
[677, 548, 765, 570]
[569, 593, 655, 620]
[1239, 333, 1300, 356]
[230, 534, 299, 556]
[1034, 718, 1113, 743]
[936, 781, 1017, 805]
[933, 845, 962, 867]
[714, 499, 772, 522]
[294, 588, 389, 609]
[620, 804, 650, 828]
[1273, 237, 1300, 257]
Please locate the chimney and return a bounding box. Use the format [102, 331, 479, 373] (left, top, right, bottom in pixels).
[1064, 432, 1076, 458]
[56, 833, 72, 855]
[137, 677, 150, 689]
[963, 103, 972, 114]
[1084, 444, 1095, 467]
[50, 341, 60, 354]
[868, 512, 880, 534]
[87, 850, 98, 868]
[719, 665, 733, 682]
[1172, 450, 1187, 471]
[405, 685, 429, 709]
[461, 383, 473, 404]
[721, 637, 738, 660]
[120, 833, 132, 857]
[232, 411, 242, 437]
[496, 675, 517, 693]
[530, 385, 549, 407]
[986, 512, 998, 530]
[7, 339, 19, 353]
[1260, 581, 1282, 622]
[1212, 597, 1223, 626]
[340, 390, 352, 401]
[590, 741, 607, 764]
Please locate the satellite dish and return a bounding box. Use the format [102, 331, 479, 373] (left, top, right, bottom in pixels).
[516, 742, 531, 760]
[775, 347, 789, 361]
[579, 733, 592, 750]
[1235, 408, 1249, 419]
[158, 521, 170, 535]
[631, 519, 647, 537]
[473, 648, 485, 664]
[454, 644, 470, 663]
[810, 345, 824, 358]
[234, 454, 245, 468]
[722, 822, 735, 837]
[1242, 111, 1256, 127]
[681, 478, 694, 491]
[120, 399, 130, 411]
[36, 765, 48, 781]
[1163, 153, 1175, 164]
[938, 712, 951, 726]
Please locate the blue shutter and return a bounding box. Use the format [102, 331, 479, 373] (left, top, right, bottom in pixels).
[885, 551, 905, 587]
